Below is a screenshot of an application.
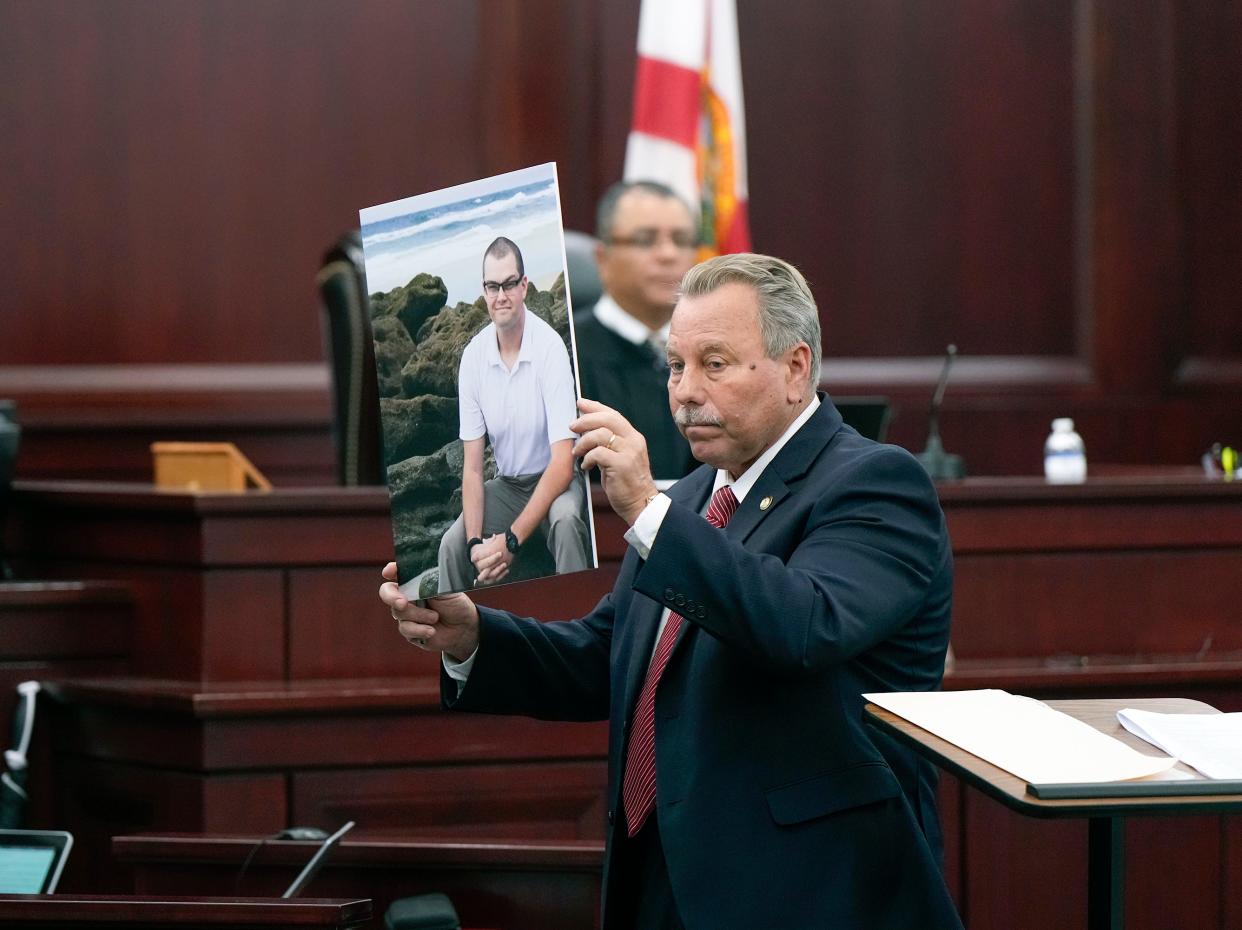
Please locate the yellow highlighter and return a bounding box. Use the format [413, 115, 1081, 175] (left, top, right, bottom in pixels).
[1223, 446, 1237, 480]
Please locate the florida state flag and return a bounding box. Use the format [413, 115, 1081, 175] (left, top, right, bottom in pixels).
[624, 0, 752, 258]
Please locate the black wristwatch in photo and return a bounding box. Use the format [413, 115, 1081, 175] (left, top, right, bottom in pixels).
[467, 536, 484, 552]
[504, 527, 520, 553]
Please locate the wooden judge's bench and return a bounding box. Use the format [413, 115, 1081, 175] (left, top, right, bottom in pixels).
[5, 475, 1242, 929]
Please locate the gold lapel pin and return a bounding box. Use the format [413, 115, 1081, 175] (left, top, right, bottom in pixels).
[759, 496, 773, 511]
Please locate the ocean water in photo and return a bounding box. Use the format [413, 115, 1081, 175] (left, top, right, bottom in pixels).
[361, 173, 565, 305]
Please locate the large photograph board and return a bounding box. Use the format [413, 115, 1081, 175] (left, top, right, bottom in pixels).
[360, 164, 598, 598]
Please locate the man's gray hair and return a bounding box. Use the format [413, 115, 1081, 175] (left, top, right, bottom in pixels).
[680, 253, 822, 388]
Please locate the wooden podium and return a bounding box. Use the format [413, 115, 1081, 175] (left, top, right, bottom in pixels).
[151, 442, 272, 492]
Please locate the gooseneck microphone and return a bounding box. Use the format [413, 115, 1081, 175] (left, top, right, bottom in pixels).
[915, 344, 966, 480]
[282, 820, 355, 898]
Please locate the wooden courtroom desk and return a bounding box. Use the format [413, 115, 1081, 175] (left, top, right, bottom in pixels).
[6, 475, 1242, 928]
[114, 834, 603, 930]
[0, 894, 370, 929]
[866, 698, 1242, 930]
[934, 475, 1242, 929]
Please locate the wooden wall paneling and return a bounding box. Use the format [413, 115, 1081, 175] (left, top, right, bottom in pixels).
[287, 566, 440, 680]
[0, 364, 337, 487]
[201, 569, 286, 681]
[593, 0, 642, 195]
[196, 711, 608, 772]
[0, 582, 132, 666]
[3, 0, 1242, 481]
[13, 565, 216, 682]
[1088, 0, 1182, 394]
[474, 0, 603, 231]
[42, 678, 603, 772]
[91, 568, 208, 682]
[118, 835, 604, 930]
[52, 757, 286, 893]
[0, 1, 484, 367]
[1124, 815, 1223, 930]
[195, 505, 394, 568]
[936, 772, 966, 912]
[201, 774, 289, 835]
[291, 763, 608, 840]
[960, 798, 1228, 930]
[1226, 816, 1242, 930]
[1174, 0, 1242, 376]
[951, 549, 1242, 660]
[961, 795, 1087, 929]
[737, 0, 1078, 360]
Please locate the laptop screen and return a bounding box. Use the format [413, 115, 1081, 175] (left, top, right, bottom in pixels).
[0, 829, 73, 894]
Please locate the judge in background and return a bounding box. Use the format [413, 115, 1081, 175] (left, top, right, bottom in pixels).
[573, 180, 698, 480]
[384, 253, 961, 929]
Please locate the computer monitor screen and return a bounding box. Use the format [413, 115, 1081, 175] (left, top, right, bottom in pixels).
[0, 829, 72, 894]
[834, 396, 893, 443]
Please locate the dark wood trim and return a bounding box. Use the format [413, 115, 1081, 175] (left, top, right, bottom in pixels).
[1172, 356, 1242, 389]
[1089, 0, 1183, 393]
[820, 355, 1095, 392]
[0, 895, 371, 929]
[113, 834, 604, 871]
[0, 364, 331, 427]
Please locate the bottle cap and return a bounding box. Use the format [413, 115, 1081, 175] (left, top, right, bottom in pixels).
[1052, 418, 1074, 431]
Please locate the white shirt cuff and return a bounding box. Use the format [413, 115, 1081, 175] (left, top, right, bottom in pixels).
[443, 647, 477, 683]
[622, 493, 672, 560]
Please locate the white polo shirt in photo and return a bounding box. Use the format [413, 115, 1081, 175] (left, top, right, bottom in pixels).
[457, 308, 577, 477]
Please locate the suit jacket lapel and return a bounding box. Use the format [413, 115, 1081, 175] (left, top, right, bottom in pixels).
[621, 398, 843, 705]
[726, 397, 841, 544]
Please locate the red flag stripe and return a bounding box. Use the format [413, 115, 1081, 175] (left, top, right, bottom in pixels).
[718, 199, 751, 254]
[631, 55, 701, 150]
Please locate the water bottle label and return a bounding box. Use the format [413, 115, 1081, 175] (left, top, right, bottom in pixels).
[1045, 454, 1087, 483]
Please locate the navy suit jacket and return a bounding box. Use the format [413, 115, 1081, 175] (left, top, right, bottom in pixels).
[445, 397, 962, 929]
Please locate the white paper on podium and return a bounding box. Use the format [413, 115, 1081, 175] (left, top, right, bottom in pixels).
[1118, 709, 1242, 779]
[866, 690, 1178, 784]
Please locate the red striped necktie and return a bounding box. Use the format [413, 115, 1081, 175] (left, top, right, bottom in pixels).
[622, 484, 740, 837]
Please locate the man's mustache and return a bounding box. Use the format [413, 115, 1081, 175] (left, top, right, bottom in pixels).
[674, 406, 724, 428]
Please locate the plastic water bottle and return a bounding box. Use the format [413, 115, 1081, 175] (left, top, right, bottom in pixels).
[1044, 418, 1087, 483]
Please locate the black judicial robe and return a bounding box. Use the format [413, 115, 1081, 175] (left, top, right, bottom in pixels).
[572, 306, 696, 480]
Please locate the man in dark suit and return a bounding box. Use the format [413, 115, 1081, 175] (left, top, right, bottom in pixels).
[381, 253, 962, 929]
[573, 180, 698, 479]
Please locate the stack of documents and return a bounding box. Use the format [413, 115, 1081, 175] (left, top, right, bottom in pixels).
[1118, 709, 1242, 779]
[866, 690, 1177, 784]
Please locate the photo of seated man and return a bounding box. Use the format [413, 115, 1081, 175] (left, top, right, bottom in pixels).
[437, 236, 590, 592]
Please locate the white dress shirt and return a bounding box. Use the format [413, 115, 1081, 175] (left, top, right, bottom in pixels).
[592, 294, 669, 355]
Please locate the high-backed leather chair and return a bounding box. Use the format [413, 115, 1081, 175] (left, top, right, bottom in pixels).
[562, 229, 603, 313]
[317, 232, 385, 486]
[0, 401, 19, 579]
